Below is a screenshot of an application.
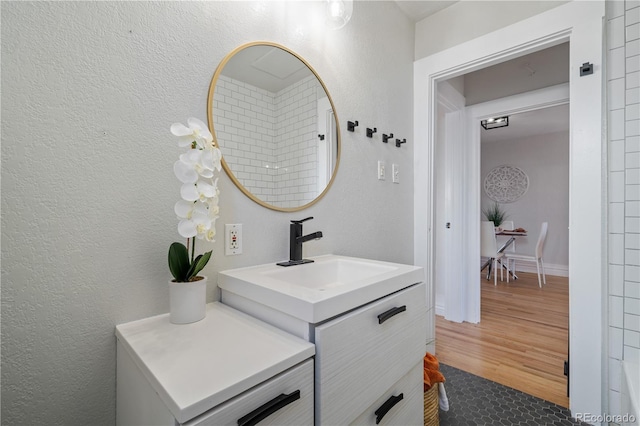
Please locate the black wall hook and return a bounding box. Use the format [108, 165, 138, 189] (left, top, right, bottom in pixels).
[382, 133, 393, 143]
[347, 120, 359, 132]
[366, 127, 377, 138]
[395, 138, 406, 148]
[318, 134, 325, 141]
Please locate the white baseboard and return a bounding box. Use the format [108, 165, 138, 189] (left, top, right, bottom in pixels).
[436, 261, 568, 317]
[512, 261, 568, 277]
[480, 257, 568, 278]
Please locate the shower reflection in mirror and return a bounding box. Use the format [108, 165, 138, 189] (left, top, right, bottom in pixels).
[208, 42, 340, 211]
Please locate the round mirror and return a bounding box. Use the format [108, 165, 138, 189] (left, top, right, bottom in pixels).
[207, 42, 341, 212]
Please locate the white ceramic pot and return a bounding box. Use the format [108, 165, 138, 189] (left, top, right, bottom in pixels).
[169, 276, 207, 324]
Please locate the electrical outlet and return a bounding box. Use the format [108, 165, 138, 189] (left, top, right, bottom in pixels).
[392, 164, 399, 183]
[378, 161, 386, 180]
[225, 224, 242, 255]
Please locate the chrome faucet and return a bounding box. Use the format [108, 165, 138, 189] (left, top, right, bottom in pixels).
[277, 217, 323, 267]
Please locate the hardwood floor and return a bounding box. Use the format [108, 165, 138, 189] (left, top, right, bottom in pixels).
[435, 271, 570, 408]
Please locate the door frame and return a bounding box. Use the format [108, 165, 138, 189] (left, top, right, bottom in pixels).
[413, 1, 605, 417]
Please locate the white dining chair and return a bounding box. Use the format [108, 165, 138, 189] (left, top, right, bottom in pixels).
[498, 220, 515, 279]
[503, 222, 548, 288]
[481, 221, 504, 286]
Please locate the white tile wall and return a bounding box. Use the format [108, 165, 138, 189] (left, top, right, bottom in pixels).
[628, 265, 640, 282]
[624, 346, 640, 363]
[214, 75, 277, 203]
[627, 217, 640, 232]
[626, 329, 640, 348]
[626, 297, 640, 315]
[611, 322, 625, 356]
[612, 233, 626, 265]
[612, 264, 626, 296]
[625, 312, 640, 331]
[273, 75, 321, 208]
[610, 389, 622, 418]
[613, 108, 627, 142]
[608, 2, 640, 417]
[611, 47, 627, 79]
[627, 119, 640, 136]
[213, 74, 322, 207]
[628, 55, 640, 73]
[612, 171, 627, 202]
[613, 139, 627, 172]
[610, 357, 623, 392]
[611, 16, 627, 48]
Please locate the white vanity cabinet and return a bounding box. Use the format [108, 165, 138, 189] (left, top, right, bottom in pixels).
[115, 302, 315, 426]
[221, 281, 427, 425]
[314, 283, 426, 425]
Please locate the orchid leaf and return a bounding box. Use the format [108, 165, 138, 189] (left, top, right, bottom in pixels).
[186, 251, 211, 281]
[168, 242, 190, 282]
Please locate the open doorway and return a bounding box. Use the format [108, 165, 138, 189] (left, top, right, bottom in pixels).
[414, 1, 605, 416]
[434, 43, 569, 320]
[433, 45, 571, 405]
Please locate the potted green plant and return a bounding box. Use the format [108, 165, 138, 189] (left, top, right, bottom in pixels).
[482, 201, 508, 228]
[167, 118, 222, 324]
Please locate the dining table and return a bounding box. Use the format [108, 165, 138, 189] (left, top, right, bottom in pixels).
[481, 229, 528, 280]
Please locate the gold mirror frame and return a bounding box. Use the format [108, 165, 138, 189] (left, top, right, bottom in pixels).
[207, 41, 341, 212]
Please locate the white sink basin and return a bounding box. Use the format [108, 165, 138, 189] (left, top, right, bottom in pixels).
[218, 255, 424, 323]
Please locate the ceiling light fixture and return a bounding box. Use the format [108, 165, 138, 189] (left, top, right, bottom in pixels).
[481, 116, 509, 130]
[325, 0, 353, 30]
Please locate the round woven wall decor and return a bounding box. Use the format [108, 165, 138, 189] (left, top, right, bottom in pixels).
[484, 165, 529, 203]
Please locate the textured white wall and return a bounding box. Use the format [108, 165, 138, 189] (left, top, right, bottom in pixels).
[414, 1, 569, 60]
[0, 1, 415, 424]
[481, 131, 570, 269]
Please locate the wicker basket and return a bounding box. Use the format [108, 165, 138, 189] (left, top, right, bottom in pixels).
[423, 384, 439, 426]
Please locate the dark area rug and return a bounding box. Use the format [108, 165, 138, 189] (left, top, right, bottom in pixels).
[438, 364, 586, 425]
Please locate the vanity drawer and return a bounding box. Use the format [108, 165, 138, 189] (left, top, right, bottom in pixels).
[186, 359, 314, 426]
[351, 362, 423, 426]
[314, 283, 427, 425]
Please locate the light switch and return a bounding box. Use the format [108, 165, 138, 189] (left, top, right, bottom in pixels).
[378, 161, 386, 180]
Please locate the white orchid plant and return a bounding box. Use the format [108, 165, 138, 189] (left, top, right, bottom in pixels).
[168, 118, 222, 282]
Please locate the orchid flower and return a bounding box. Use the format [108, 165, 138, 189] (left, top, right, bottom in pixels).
[170, 117, 213, 150]
[168, 118, 222, 283]
[173, 147, 222, 183]
[180, 180, 218, 203]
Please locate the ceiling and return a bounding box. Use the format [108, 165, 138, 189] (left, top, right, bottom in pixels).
[468, 42, 569, 143]
[221, 45, 313, 93]
[394, 1, 459, 22]
[480, 104, 569, 143]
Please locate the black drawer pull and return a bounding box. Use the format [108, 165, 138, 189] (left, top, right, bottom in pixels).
[377, 305, 407, 324]
[374, 393, 404, 424]
[237, 390, 300, 426]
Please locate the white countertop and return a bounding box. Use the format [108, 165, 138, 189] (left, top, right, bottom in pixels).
[218, 254, 424, 323]
[115, 302, 315, 423]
